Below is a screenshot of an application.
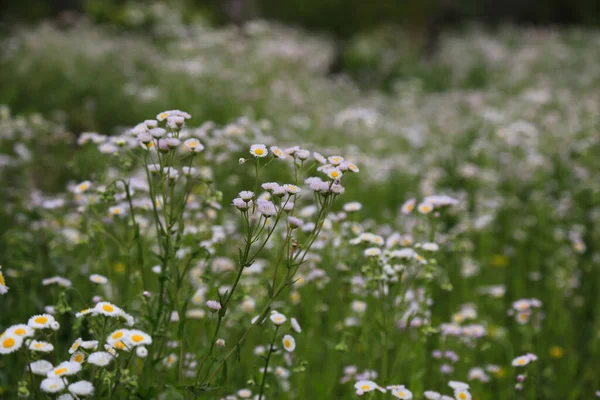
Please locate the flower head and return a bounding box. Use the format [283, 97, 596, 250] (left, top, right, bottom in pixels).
[282, 335, 296, 352]
[250, 144, 268, 158]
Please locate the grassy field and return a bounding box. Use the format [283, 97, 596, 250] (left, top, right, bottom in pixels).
[1, 16, 600, 400]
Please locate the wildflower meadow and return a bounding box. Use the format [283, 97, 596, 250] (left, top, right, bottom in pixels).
[1, 3, 600, 400]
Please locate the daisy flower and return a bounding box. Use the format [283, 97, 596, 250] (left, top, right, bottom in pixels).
[29, 340, 54, 352]
[40, 378, 65, 393]
[291, 318, 302, 333]
[184, 138, 204, 152]
[71, 352, 85, 364]
[29, 360, 53, 376]
[270, 313, 287, 325]
[207, 300, 222, 312]
[89, 274, 108, 284]
[238, 191, 255, 201]
[47, 361, 82, 378]
[250, 144, 268, 158]
[136, 346, 148, 358]
[313, 152, 327, 164]
[328, 156, 344, 165]
[69, 338, 82, 354]
[283, 184, 301, 195]
[282, 335, 296, 352]
[390, 385, 413, 399]
[80, 340, 99, 350]
[69, 381, 94, 396]
[454, 389, 472, 400]
[448, 381, 470, 391]
[401, 198, 416, 214]
[28, 314, 55, 329]
[163, 353, 178, 368]
[354, 380, 378, 394]
[126, 330, 152, 347]
[418, 202, 434, 214]
[238, 389, 252, 398]
[326, 168, 343, 180]
[512, 355, 532, 367]
[6, 324, 34, 339]
[93, 302, 124, 318]
[270, 146, 286, 159]
[0, 334, 22, 354]
[0, 266, 7, 294]
[107, 329, 130, 346]
[73, 181, 92, 194]
[88, 352, 113, 367]
[364, 247, 381, 257]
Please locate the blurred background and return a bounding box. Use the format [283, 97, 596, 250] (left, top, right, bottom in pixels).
[1, 0, 599, 136]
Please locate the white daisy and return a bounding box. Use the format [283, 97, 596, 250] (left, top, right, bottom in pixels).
[29, 360, 54, 376]
[40, 378, 65, 393]
[89, 274, 108, 285]
[68, 380, 94, 396]
[250, 144, 268, 158]
[88, 352, 114, 367]
[270, 313, 287, 325]
[282, 335, 296, 352]
[28, 314, 55, 329]
[47, 361, 82, 378]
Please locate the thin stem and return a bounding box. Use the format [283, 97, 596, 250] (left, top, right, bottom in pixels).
[258, 326, 280, 400]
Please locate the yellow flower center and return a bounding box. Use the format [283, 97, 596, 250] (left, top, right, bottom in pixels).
[361, 384, 371, 391]
[188, 141, 197, 148]
[331, 171, 339, 178]
[74, 354, 83, 363]
[459, 393, 467, 400]
[146, 142, 154, 149]
[284, 339, 291, 348]
[34, 343, 43, 349]
[518, 358, 526, 365]
[274, 149, 283, 156]
[54, 367, 68, 376]
[131, 334, 144, 343]
[2, 338, 15, 348]
[399, 392, 406, 397]
[103, 304, 115, 313]
[254, 148, 264, 155]
[14, 328, 26, 336]
[34, 316, 48, 324]
[0, 273, 6, 286]
[114, 341, 126, 350]
[112, 331, 124, 340]
[160, 113, 168, 119]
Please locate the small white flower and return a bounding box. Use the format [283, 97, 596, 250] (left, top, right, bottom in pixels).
[270, 146, 286, 159]
[29, 360, 54, 376]
[250, 144, 268, 158]
[68, 380, 94, 396]
[47, 361, 82, 378]
[207, 300, 222, 312]
[40, 378, 65, 393]
[88, 352, 114, 367]
[291, 318, 302, 333]
[28, 314, 55, 329]
[89, 274, 108, 285]
[239, 191, 255, 201]
[270, 313, 287, 325]
[184, 138, 204, 152]
[136, 346, 148, 358]
[282, 335, 296, 352]
[29, 340, 54, 352]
